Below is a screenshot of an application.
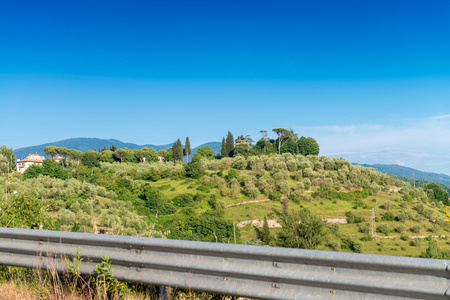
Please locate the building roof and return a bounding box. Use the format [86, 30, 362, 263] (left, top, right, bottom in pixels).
[17, 154, 45, 163]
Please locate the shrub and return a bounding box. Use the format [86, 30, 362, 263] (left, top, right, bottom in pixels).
[381, 212, 395, 221]
[172, 193, 195, 207]
[247, 187, 260, 199]
[303, 178, 311, 190]
[410, 239, 421, 247]
[345, 211, 365, 224]
[358, 222, 370, 234]
[227, 168, 240, 180]
[395, 224, 406, 234]
[377, 223, 390, 235]
[269, 191, 282, 201]
[411, 224, 422, 233]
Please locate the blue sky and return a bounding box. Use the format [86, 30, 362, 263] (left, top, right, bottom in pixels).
[1, 1, 450, 174]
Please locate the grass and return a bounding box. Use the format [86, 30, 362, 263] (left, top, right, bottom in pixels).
[146, 170, 450, 258]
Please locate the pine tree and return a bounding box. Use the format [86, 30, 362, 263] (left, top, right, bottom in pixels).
[185, 137, 191, 163]
[226, 131, 234, 157]
[221, 137, 227, 157]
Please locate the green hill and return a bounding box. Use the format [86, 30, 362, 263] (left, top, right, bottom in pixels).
[13, 138, 221, 159]
[3, 153, 449, 259]
[358, 163, 450, 186]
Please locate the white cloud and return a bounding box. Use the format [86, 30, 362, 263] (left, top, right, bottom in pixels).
[292, 114, 450, 174]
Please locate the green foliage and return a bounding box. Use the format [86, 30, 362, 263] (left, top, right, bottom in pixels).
[227, 168, 240, 180]
[420, 240, 450, 259]
[0, 193, 48, 228]
[424, 182, 449, 205]
[277, 208, 326, 249]
[381, 212, 395, 221]
[269, 190, 282, 201]
[196, 146, 214, 159]
[297, 137, 320, 156]
[272, 128, 292, 155]
[173, 139, 184, 162]
[123, 150, 138, 163]
[184, 137, 191, 162]
[0, 145, 16, 173]
[341, 236, 363, 253]
[261, 216, 271, 245]
[65, 247, 83, 277]
[167, 210, 238, 242]
[113, 148, 128, 162]
[142, 169, 161, 181]
[280, 140, 298, 154]
[225, 131, 235, 157]
[345, 211, 365, 224]
[172, 193, 195, 207]
[94, 255, 130, 299]
[140, 186, 176, 215]
[220, 137, 227, 158]
[410, 224, 422, 233]
[100, 150, 115, 163]
[82, 151, 101, 168]
[235, 142, 250, 156]
[145, 148, 159, 163]
[184, 162, 205, 179]
[377, 223, 390, 235]
[23, 159, 71, 180]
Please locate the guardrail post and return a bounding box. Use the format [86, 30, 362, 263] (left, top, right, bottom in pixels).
[158, 286, 167, 300]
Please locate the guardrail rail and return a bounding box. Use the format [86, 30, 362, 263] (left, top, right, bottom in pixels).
[0, 227, 449, 299]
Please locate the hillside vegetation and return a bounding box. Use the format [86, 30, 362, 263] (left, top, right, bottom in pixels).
[2, 136, 450, 299]
[2, 149, 449, 258]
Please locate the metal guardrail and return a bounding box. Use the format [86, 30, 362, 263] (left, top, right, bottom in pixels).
[0, 227, 449, 300]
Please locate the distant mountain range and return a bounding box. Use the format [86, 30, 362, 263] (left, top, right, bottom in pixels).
[357, 163, 450, 187]
[14, 138, 221, 159]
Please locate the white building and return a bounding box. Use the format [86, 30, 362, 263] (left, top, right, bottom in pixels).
[16, 154, 45, 173]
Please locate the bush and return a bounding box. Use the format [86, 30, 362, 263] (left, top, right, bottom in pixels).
[395, 224, 406, 234]
[184, 162, 205, 179]
[381, 212, 395, 221]
[247, 187, 260, 199]
[358, 222, 370, 234]
[377, 223, 390, 235]
[411, 224, 422, 233]
[172, 194, 195, 207]
[345, 211, 365, 224]
[227, 168, 240, 180]
[410, 239, 421, 247]
[269, 191, 282, 201]
[330, 223, 340, 234]
[396, 211, 411, 222]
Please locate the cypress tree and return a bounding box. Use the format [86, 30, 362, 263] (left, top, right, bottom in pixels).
[221, 137, 227, 157]
[110, 144, 117, 152]
[262, 216, 271, 245]
[173, 139, 183, 162]
[185, 137, 191, 163]
[226, 131, 234, 157]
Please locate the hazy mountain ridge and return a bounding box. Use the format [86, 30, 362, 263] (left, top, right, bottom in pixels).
[357, 163, 450, 186]
[14, 138, 221, 159]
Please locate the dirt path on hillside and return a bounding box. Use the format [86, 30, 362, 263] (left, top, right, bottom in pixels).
[377, 234, 448, 239]
[225, 196, 288, 208]
[237, 218, 348, 228]
[225, 199, 270, 208]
